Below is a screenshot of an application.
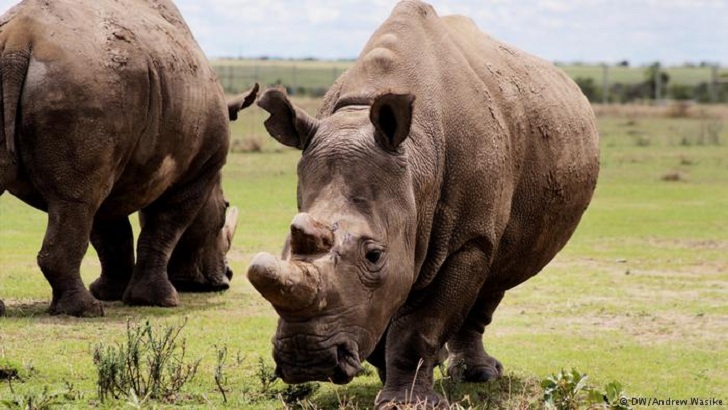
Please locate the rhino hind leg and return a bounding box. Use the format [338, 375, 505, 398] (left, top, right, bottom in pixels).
[122, 208, 180, 307]
[39, 201, 104, 317]
[446, 290, 505, 382]
[89, 216, 135, 301]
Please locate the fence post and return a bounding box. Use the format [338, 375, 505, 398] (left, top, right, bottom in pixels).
[710, 64, 718, 104]
[601, 63, 609, 104]
[227, 64, 234, 93]
[654, 62, 662, 104]
[292, 65, 298, 94]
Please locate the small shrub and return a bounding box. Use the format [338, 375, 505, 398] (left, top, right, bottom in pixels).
[679, 156, 696, 166]
[278, 382, 321, 405]
[256, 357, 279, 395]
[0, 359, 20, 382]
[700, 120, 723, 145]
[542, 368, 592, 410]
[542, 369, 631, 410]
[633, 135, 651, 147]
[667, 101, 692, 118]
[92, 318, 200, 403]
[252, 358, 319, 405]
[0, 383, 81, 410]
[597, 381, 631, 410]
[661, 171, 684, 182]
[231, 136, 264, 153]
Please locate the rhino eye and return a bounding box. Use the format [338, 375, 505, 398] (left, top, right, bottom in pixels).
[365, 249, 382, 264]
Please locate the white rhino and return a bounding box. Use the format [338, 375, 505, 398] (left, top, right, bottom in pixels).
[248, 0, 600, 407]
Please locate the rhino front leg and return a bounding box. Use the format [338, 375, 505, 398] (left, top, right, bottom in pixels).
[122, 177, 219, 307]
[376, 242, 490, 409]
[39, 201, 104, 317]
[446, 290, 505, 382]
[89, 216, 134, 301]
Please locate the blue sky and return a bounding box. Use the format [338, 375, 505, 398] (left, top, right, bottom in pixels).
[1, 0, 726, 66]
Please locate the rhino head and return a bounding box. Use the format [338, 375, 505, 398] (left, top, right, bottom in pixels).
[151, 85, 259, 293]
[166, 181, 239, 292]
[248, 88, 417, 384]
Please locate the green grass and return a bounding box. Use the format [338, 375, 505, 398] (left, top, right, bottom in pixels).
[1, 103, 727, 408]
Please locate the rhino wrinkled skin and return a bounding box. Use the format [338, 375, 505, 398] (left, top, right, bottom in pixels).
[0, 0, 256, 317]
[249, 1, 600, 407]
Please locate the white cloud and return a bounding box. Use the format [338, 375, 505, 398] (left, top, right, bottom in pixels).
[538, 0, 573, 12]
[0, 0, 725, 65]
[305, 5, 339, 24]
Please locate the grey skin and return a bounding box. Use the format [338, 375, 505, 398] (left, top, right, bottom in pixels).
[247, 1, 600, 408]
[0, 0, 257, 317]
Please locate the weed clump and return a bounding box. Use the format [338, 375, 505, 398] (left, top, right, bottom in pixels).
[542, 368, 631, 410]
[253, 357, 320, 405]
[92, 318, 200, 403]
[0, 359, 20, 382]
[231, 136, 264, 153]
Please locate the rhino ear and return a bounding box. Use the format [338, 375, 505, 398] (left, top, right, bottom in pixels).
[257, 88, 319, 150]
[370, 93, 415, 152]
[228, 83, 260, 121]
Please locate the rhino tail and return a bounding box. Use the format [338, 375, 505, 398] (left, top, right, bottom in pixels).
[0, 42, 31, 161]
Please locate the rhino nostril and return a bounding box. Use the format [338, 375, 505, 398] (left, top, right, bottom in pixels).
[225, 266, 233, 280]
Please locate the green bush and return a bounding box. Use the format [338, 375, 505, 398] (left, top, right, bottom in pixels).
[92, 318, 200, 403]
[542, 368, 631, 410]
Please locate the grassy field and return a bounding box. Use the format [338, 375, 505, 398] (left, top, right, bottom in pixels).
[1, 101, 727, 408]
[211, 59, 728, 95]
[556, 64, 727, 86]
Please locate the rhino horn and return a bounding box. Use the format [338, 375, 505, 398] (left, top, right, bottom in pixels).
[223, 206, 239, 251]
[247, 252, 320, 311]
[289, 213, 334, 255]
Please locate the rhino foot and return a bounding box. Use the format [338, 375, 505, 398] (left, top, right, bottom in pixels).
[48, 288, 104, 317]
[89, 276, 129, 301]
[447, 354, 503, 383]
[0, 300, 6, 316]
[123, 277, 179, 307]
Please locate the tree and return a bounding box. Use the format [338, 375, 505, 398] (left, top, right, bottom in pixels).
[644, 63, 669, 101]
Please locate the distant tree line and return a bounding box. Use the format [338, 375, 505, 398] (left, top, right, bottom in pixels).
[213, 60, 727, 103]
[574, 63, 728, 104]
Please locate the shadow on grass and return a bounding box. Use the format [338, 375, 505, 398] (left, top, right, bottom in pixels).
[436, 372, 542, 409]
[303, 371, 542, 409]
[0, 291, 233, 323]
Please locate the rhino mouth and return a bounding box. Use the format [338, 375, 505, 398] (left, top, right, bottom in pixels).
[170, 261, 232, 292]
[273, 338, 362, 385]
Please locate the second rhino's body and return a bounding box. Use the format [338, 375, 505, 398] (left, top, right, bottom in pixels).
[248, 0, 600, 407]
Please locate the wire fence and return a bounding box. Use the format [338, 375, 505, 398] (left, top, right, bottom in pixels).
[211, 60, 349, 98]
[212, 60, 728, 104]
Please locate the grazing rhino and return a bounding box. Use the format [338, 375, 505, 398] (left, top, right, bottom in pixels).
[247, 0, 599, 407]
[0, 0, 258, 317]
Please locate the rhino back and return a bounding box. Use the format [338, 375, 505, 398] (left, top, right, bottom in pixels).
[322, 1, 599, 290]
[439, 15, 600, 288]
[2, 0, 228, 216]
